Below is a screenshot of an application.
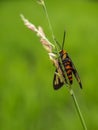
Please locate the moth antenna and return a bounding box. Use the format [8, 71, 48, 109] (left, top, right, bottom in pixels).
[62, 30, 66, 50]
[54, 38, 61, 49]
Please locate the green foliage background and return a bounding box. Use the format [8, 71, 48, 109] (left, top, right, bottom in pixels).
[0, 0, 98, 130]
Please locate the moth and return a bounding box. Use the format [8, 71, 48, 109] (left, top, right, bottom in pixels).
[53, 31, 82, 90]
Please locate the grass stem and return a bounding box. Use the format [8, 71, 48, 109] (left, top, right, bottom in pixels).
[39, 0, 88, 129]
[68, 87, 87, 130]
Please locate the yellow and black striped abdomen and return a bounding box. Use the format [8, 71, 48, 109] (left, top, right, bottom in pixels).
[60, 50, 73, 85]
[64, 61, 73, 84]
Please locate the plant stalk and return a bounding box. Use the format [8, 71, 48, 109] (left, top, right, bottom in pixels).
[39, 0, 87, 130]
[40, 0, 61, 53]
[68, 87, 87, 130]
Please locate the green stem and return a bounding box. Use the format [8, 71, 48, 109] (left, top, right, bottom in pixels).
[41, 0, 69, 85]
[41, 0, 60, 53]
[68, 87, 87, 130]
[39, 1, 87, 130]
[42, 1, 54, 41]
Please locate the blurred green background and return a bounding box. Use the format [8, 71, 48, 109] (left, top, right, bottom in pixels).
[0, 0, 98, 130]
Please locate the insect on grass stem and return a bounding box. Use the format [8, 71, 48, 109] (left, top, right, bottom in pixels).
[37, 0, 87, 130]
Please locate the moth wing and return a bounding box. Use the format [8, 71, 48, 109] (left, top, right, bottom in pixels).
[53, 69, 64, 90]
[67, 55, 82, 89]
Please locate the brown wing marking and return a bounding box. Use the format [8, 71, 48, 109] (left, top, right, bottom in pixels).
[53, 69, 64, 90]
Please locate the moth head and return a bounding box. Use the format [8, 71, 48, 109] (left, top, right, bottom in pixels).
[59, 50, 67, 58]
